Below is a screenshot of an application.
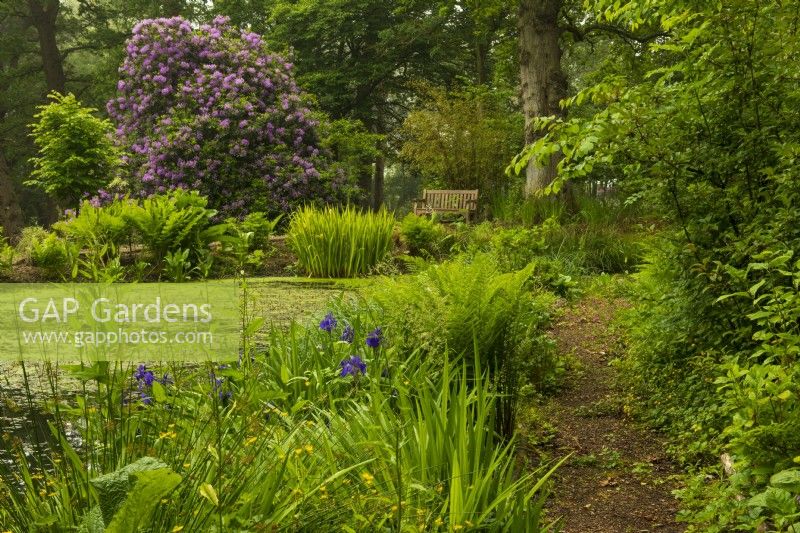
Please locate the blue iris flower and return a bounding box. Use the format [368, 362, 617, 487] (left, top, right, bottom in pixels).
[319, 312, 337, 332]
[134, 364, 155, 386]
[340, 325, 354, 343]
[365, 327, 382, 348]
[210, 373, 232, 404]
[339, 355, 367, 377]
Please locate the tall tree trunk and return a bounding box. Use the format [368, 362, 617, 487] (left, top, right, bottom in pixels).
[0, 156, 23, 238]
[518, 0, 567, 196]
[371, 151, 385, 211]
[357, 169, 373, 208]
[27, 0, 66, 94]
[475, 39, 489, 86]
[370, 121, 385, 210]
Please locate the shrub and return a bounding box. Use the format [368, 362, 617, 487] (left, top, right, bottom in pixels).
[362, 254, 557, 436]
[44, 191, 231, 280]
[288, 205, 394, 277]
[28, 231, 72, 277]
[543, 222, 643, 274]
[123, 190, 227, 263]
[226, 212, 282, 252]
[54, 198, 133, 250]
[108, 16, 339, 217]
[398, 213, 447, 258]
[0, 227, 13, 273]
[16, 226, 52, 263]
[400, 85, 523, 193]
[26, 92, 119, 208]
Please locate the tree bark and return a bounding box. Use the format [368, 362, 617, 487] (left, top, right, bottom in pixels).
[370, 120, 385, 210]
[518, 0, 567, 196]
[27, 0, 66, 94]
[371, 150, 385, 211]
[0, 155, 23, 238]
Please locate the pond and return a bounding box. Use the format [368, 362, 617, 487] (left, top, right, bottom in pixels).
[0, 278, 368, 482]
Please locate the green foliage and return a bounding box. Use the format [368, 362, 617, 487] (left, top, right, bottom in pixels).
[125, 189, 226, 263]
[163, 249, 193, 282]
[22, 229, 73, 278]
[0, 311, 560, 531]
[361, 254, 558, 433]
[506, 1, 800, 526]
[20, 191, 236, 281]
[15, 226, 51, 262]
[26, 92, 119, 207]
[90, 457, 180, 527]
[316, 116, 382, 199]
[544, 221, 642, 275]
[400, 85, 523, 195]
[617, 243, 727, 463]
[399, 213, 448, 258]
[0, 227, 14, 274]
[288, 205, 394, 277]
[54, 199, 132, 249]
[225, 212, 282, 253]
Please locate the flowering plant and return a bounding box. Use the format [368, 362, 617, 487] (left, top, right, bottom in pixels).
[108, 16, 341, 216]
[339, 355, 367, 377]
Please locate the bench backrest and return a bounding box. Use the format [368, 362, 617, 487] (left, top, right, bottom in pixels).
[423, 189, 479, 210]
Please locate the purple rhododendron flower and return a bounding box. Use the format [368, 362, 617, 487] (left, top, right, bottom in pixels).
[106, 16, 348, 216]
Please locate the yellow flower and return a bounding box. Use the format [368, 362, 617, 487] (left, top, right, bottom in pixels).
[304, 444, 314, 454]
[172, 526, 185, 532]
[465, 520, 473, 527]
[434, 517, 444, 526]
[391, 504, 399, 513]
[360, 472, 374, 485]
[245, 436, 258, 446]
[294, 447, 304, 456]
[183, 463, 191, 469]
[159, 430, 177, 440]
[453, 525, 464, 531]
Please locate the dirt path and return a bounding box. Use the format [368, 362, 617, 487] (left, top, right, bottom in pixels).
[540, 295, 684, 532]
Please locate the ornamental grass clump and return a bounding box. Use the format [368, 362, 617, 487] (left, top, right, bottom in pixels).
[288, 205, 394, 277]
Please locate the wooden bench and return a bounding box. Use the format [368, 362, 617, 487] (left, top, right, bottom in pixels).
[413, 189, 479, 222]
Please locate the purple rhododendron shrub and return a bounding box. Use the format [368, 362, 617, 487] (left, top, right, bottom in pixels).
[108, 16, 337, 216]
